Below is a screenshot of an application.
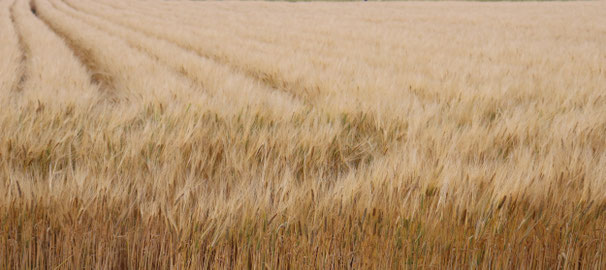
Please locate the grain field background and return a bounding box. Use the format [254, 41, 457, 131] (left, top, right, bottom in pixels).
[1, 0, 606, 268]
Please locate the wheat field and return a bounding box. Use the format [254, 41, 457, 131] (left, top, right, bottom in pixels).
[1, 0, 606, 268]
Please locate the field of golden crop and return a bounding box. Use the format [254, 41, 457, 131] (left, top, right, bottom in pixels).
[1, 0, 606, 268]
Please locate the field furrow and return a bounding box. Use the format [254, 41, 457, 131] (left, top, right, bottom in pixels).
[59, 0, 302, 118]
[7, 1, 28, 94]
[95, 0, 606, 116]
[73, 0, 329, 106]
[62, 0, 478, 120]
[88, 0, 456, 105]
[99, 1, 384, 66]
[34, 0, 204, 105]
[11, 0, 99, 106]
[0, 0, 23, 100]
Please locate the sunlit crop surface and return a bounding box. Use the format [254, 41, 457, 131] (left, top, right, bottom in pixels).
[1, 0, 606, 268]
